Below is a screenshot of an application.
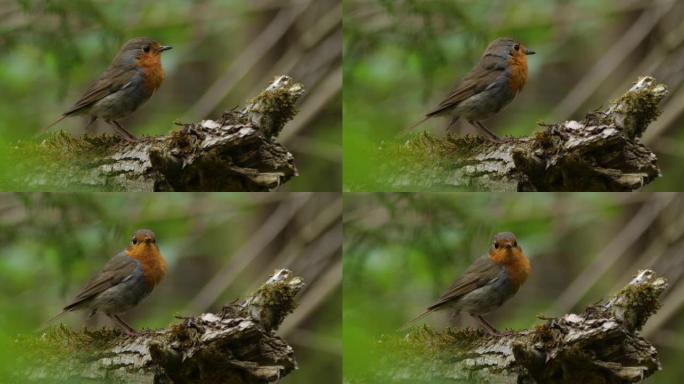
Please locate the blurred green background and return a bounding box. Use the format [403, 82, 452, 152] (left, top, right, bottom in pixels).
[0, 0, 341, 191]
[344, 0, 684, 190]
[344, 192, 684, 383]
[0, 192, 341, 383]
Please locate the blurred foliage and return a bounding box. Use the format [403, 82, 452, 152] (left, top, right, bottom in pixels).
[0, 0, 341, 191]
[0, 192, 341, 383]
[343, 0, 684, 191]
[343, 193, 684, 383]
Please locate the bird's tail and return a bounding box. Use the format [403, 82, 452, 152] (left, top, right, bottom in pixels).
[398, 309, 433, 331]
[36, 309, 68, 333]
[37, 115, 67, 136]
[396, 116, 430, 139]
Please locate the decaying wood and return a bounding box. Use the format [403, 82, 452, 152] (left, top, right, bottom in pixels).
[20, 76, 303, 191]
[18, 269, 304, 384]
[378, 76, 668, 191]
[364, 270, 666, 384]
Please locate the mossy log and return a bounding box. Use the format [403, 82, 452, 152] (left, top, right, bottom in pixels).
[21, 76, 302, 191]
[18, 269, 304, 384]
[381, 76, 667, 191]
[370, 270, 666, 384]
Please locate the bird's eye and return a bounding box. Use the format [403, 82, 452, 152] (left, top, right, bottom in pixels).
[143, 45, 150, 53]
[513, 241, 517, 247]
[513, 44, 520, 51]
[493, 242, 499, 249]
[131, 237, 138, 245]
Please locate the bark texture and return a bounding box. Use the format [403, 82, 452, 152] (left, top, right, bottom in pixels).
[379, 76, 667, 191]
[366, 270, 666, 384]
[19, 269, 304, 384]
[22, 76, 303, 191]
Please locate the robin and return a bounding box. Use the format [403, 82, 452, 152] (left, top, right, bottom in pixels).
[49, 229, 167, 335]
[402, 38, 535, 141]
[45, 37, 172, 141]
[402, 232, 530, 334]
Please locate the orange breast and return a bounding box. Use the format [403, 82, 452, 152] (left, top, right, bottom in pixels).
[507, 52, 528, 95]
[489, 248, 530, 290]
[127, 244, 167, 288]
[505, 251, 530, 289]
[136, 53, 165, 93]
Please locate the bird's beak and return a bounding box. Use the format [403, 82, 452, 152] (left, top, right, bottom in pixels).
[159, 45, 173, 52]
[524, 48, 535, 55]
[503, 241, 514, 249]
[144, 236, 153, 243]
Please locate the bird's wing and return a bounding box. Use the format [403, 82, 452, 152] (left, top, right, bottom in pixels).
[63, 66, 135, 116]
[63, 251, 138, 311]
[427, 255, 501, 311]
[426, 55, 506, 117]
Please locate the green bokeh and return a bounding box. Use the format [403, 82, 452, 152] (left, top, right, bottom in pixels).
[343, 0, 684, 191]
[0, 192, 340, 383]
[343, 193, 683, 383]
[0, 0, 340, 191]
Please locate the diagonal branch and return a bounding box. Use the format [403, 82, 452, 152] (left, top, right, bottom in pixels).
[17, 269, 304, 384]
[376, 76, 668, 191]
[367, 270, 667, 384]
[14, 76, 304, 191]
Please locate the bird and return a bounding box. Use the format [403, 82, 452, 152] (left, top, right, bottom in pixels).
[49, 229, 167, 335]
[45, 37, 172, 141]
[401, 38, 535, 141]
[402, 232, 530, 334]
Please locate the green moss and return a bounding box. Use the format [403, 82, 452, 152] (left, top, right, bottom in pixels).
[15, 325, 122, 364]
[377, 132, 490, 173]
[256, 277, 300, 318]
[166, 126, 197, 155]
[531, 127, 555, 151]
[219, 275, 302, 329]
[248, 80, 302, 138]
[613, 280, 662, 330]
[530, 322, 558, 350]
[41, 131, 123, 158]
[378, 325, 489, 363]
[614, 87, 663, 137]
[0, 131, 125, 189]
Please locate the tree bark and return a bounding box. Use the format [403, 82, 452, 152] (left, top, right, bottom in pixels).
[379, 76, 667, 191]
[18, 269, 304, 384]
[21, 76, 303, 191]
[367, 270, 666, 384]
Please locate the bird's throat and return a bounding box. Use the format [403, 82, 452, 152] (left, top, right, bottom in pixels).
[507, 53, 528, 95]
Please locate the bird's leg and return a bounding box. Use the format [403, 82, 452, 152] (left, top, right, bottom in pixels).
[108, 120, 137, 142]
[475, 315, 501, 335]
[470, 121, 501, 142]
[108, 314, 139, 335]
[84, 116, 98, 135]
[447, 116, 460, 135]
